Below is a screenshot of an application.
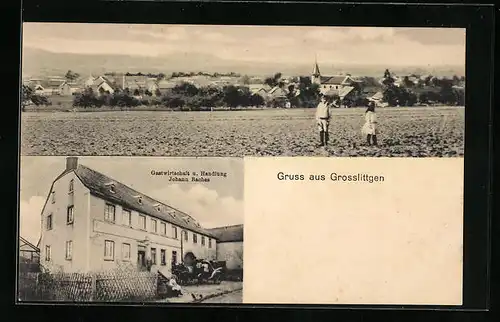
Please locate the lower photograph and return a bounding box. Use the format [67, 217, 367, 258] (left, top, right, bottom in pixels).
[18, 156, 244, 303]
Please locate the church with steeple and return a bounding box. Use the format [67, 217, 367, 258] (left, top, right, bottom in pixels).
[310, 59, 360, 99]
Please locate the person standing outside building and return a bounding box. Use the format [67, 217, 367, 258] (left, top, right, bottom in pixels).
[315, 94, 332, 147]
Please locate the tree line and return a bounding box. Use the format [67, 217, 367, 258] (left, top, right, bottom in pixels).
[22, 69, 465, 111]
[380, 69, 465, 107]
[69, 77, 324, 110]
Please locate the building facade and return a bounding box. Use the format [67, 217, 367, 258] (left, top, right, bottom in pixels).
[208, 224, 243, 270]
[39, 157, 217, 275]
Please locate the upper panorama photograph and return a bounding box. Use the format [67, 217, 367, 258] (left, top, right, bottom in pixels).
[20, 24, 465, 157]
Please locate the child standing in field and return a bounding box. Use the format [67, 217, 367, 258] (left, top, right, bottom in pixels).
[315, 95, 331, 147]
[362, 101, 378, 146]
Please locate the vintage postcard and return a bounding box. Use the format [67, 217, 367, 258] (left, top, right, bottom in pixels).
[18, 156, 244, 303]
[19, 23, 466, 305]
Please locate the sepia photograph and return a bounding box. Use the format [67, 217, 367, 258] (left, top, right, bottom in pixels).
[20, 23, 465, 157]
[18, 156, 244, 303]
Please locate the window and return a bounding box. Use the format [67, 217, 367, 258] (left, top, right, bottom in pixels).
[201, 236, 205, 246]
[122, 209, 131, 226]
[151, 248, 157, 265]
[109, 184, 115, 193]
[160, 222, 166, 235]
[66, 206, 74, 224]
[104, 204, 116, 222]
[208, 238, 212, 248]
[172, 226, 178, 239]
[139, 215, 146, 230]
[137, 196, 143, 205]
[51, 191, 55, 204]
[151, 219, 157, 233]
[193, 233, 198, 244]
[45, 245, 51, 261]
[46, 214, 53, 230]
[160, 249, 166, 266]
[172, 251, 177, 265]
[104, 240, 115, 260]
[184, 231, 188, 241]
[65, 241, 73, 260]
[122, 243, 131, 260]
[69, 179, 74, 193]
[68, 191, 74, 206]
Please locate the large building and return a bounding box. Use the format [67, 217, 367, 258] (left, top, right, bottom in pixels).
[208, 224, 243, 270]
[311, 60, 360, 100]
[39, 157, 217, 275]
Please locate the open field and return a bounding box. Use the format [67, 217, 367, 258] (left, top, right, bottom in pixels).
[21, 107, 464, 157]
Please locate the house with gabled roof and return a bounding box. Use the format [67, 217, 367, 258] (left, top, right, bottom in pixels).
[58, 81, 82, 96]
[39, 157, 217, 274]
[19, 236, 40, 264]
[90, 77, 116, 95]
[19, 236, 41, 273]
[29, 79, 66, 96]
[311, 60, 362, 95]
[267, 86, 288, 99]
[248, 84, 272, 99]
[207, 224, 243, 270]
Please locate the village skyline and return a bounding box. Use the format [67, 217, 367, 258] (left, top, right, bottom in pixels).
[22, 24, 466, 78]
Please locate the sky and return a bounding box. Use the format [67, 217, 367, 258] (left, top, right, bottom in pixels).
[22, 23, 466, 67]
[19, 156, 244, 245]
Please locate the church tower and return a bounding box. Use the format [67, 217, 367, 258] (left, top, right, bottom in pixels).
[311, 57, 321, 84]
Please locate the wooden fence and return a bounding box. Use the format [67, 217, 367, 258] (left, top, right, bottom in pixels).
[18, 270, 159, 302]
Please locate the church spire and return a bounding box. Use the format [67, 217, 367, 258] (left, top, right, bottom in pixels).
[312, 56, 321, 77]
[311, 55, 321, 85]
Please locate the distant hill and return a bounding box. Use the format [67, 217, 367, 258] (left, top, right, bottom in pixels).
[21, 47, 465, 79]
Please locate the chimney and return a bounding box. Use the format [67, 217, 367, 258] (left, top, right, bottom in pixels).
[66, 157, 78, 171]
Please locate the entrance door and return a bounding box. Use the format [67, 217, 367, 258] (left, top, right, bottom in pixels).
[137, 246, 146, 271]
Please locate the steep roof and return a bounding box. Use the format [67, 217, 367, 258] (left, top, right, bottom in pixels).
[72, 165, 216, 238]
[312, 61, 321, 76]
[207, 224, 243, 242]
[268, 86, 287, 95]
[20, 236, 40, 252]
[361, 86, 383, 95]
[320, 75, 347, 85]
[34, 79, 66, 89]
[248, 84, 271, 92]
[325, 86, 355, 98]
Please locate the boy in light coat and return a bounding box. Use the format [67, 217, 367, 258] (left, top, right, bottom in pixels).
[315, 94, 333, 147]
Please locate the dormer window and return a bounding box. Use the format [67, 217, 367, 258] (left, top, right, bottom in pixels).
[154, 203, 161, 212]
[105, 182, 115, 193]
[135, 195, 143, 205]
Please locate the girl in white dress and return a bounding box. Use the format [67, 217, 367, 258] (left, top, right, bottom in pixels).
[362, 101, 378, 146]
